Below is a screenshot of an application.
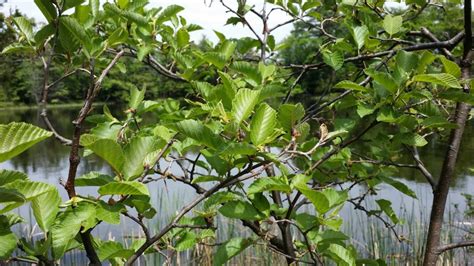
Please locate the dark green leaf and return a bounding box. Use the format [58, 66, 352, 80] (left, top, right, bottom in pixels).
[174, 120, 224, 150]
[213, 237, 252, 266]
[219, 200, 265, 220]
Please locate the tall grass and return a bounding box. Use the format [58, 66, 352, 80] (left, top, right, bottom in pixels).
[12, 187, 472, 265]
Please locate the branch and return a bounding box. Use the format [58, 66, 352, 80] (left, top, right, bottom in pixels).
[123, 212, 151, 241]
[154, 170, 207, 194]
[437, 241, 474, 254]
[39, 109, 72, 145]
[139, 136, 176, 182]
[419, 27, 455, 60]
[302, 50, 397, 123]
[46, 68, 94, 90]
[289, 31, 465, 70]
[146, 54, 186, 82]
[124, 162, 270, 265]
[351, 151, 419, 169]
[348, 198, 403, 242]
[407, 146, 435, 189]
[39, 55, 73, 146]
[269, 18, 296, 33]
[308, 119, 379, 172]
[219, 0, 263, 45]
[109, 48, 185, 82]
[173, 224, 215, 229]
[282, 67, 307, 104]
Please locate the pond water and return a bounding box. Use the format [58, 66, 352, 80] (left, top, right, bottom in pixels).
[1, 106, 473, 263]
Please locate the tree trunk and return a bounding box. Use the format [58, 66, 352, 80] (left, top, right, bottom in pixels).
[422, 1, 472, 264]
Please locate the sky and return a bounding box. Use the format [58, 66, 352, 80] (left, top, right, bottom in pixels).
[0, 0, 294, 43]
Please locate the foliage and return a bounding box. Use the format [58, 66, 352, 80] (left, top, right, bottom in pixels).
[0, 0, 471, 265]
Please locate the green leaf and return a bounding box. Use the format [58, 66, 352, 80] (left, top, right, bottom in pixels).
[107, 27, 129, 47]
[322, 188, 348, 210]
[219, 200, 265, 220]
[81, 138, 125, 174]
[156, 5, 184, 24]
[396, 50, 418, 73]
[34, 0, 57, 22]
[176, 28, 190, 49]
[394, 132, 428, 147]
[90, 0, 100, 17]
[203, 52, 226, 69]
[327, 244, 356, 266]
[232, 89, 260, 125]
[220, 41, 237, 60]
[258, 62, 276, 80]
[174, 120, 223, 150]
[34, 24, 55, 45]
[250, 103, 277, 146]
[0, 170, 27, 186]
[383, 15, 402, 36]
[76, 172, 115, 186]
[219, 142, 256, 156]
[0, 188, 26, 204]
[204, 192, 241, 210]
[376, 107, 397, 123]
[191, 175, 221, 184]
[379, 177, 417, 198]
[231, 62, 262, 85]
[122, 10, 148, 26]
[1, 44, 35, 55]
[376, 199, 399, 224]
[421, 116, 456, 129]
[278, 103, 305, 131]
[59, 16, 92, 50]
[51, 203, 96, 259]
[96, 201, 124, 224]
[13, 17, 34, 42]
[322, 50, 344, 70]
[63, 0, 86, 10]
[295, 186, 346, 214]
[368, 71, 398, 93]
[334, 80, 367, 92]
[137, 44, 153, 61]
[413, 73, 462, 88]
[4, 180, 55, 200]
[247, 176, 291, 194]
[0, 122, 52, 162]
[440, 56, 461, 78]
[175, 231, 197, 251]
[123, 136, 160, 180]
[98, 241, 134, 261]
[357, 104, 375, 118]
[0, 216, 17, 259]
[213, 237, 252, 266]
[31, 189, 60, 232]
[226, 17, 243, 26]
[296, 186, 330, 214]
[351, 25, 368, 50]
[129, 87, 145, 110]
[98, 181, 149, 196]
[438, 90, 474, 105]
